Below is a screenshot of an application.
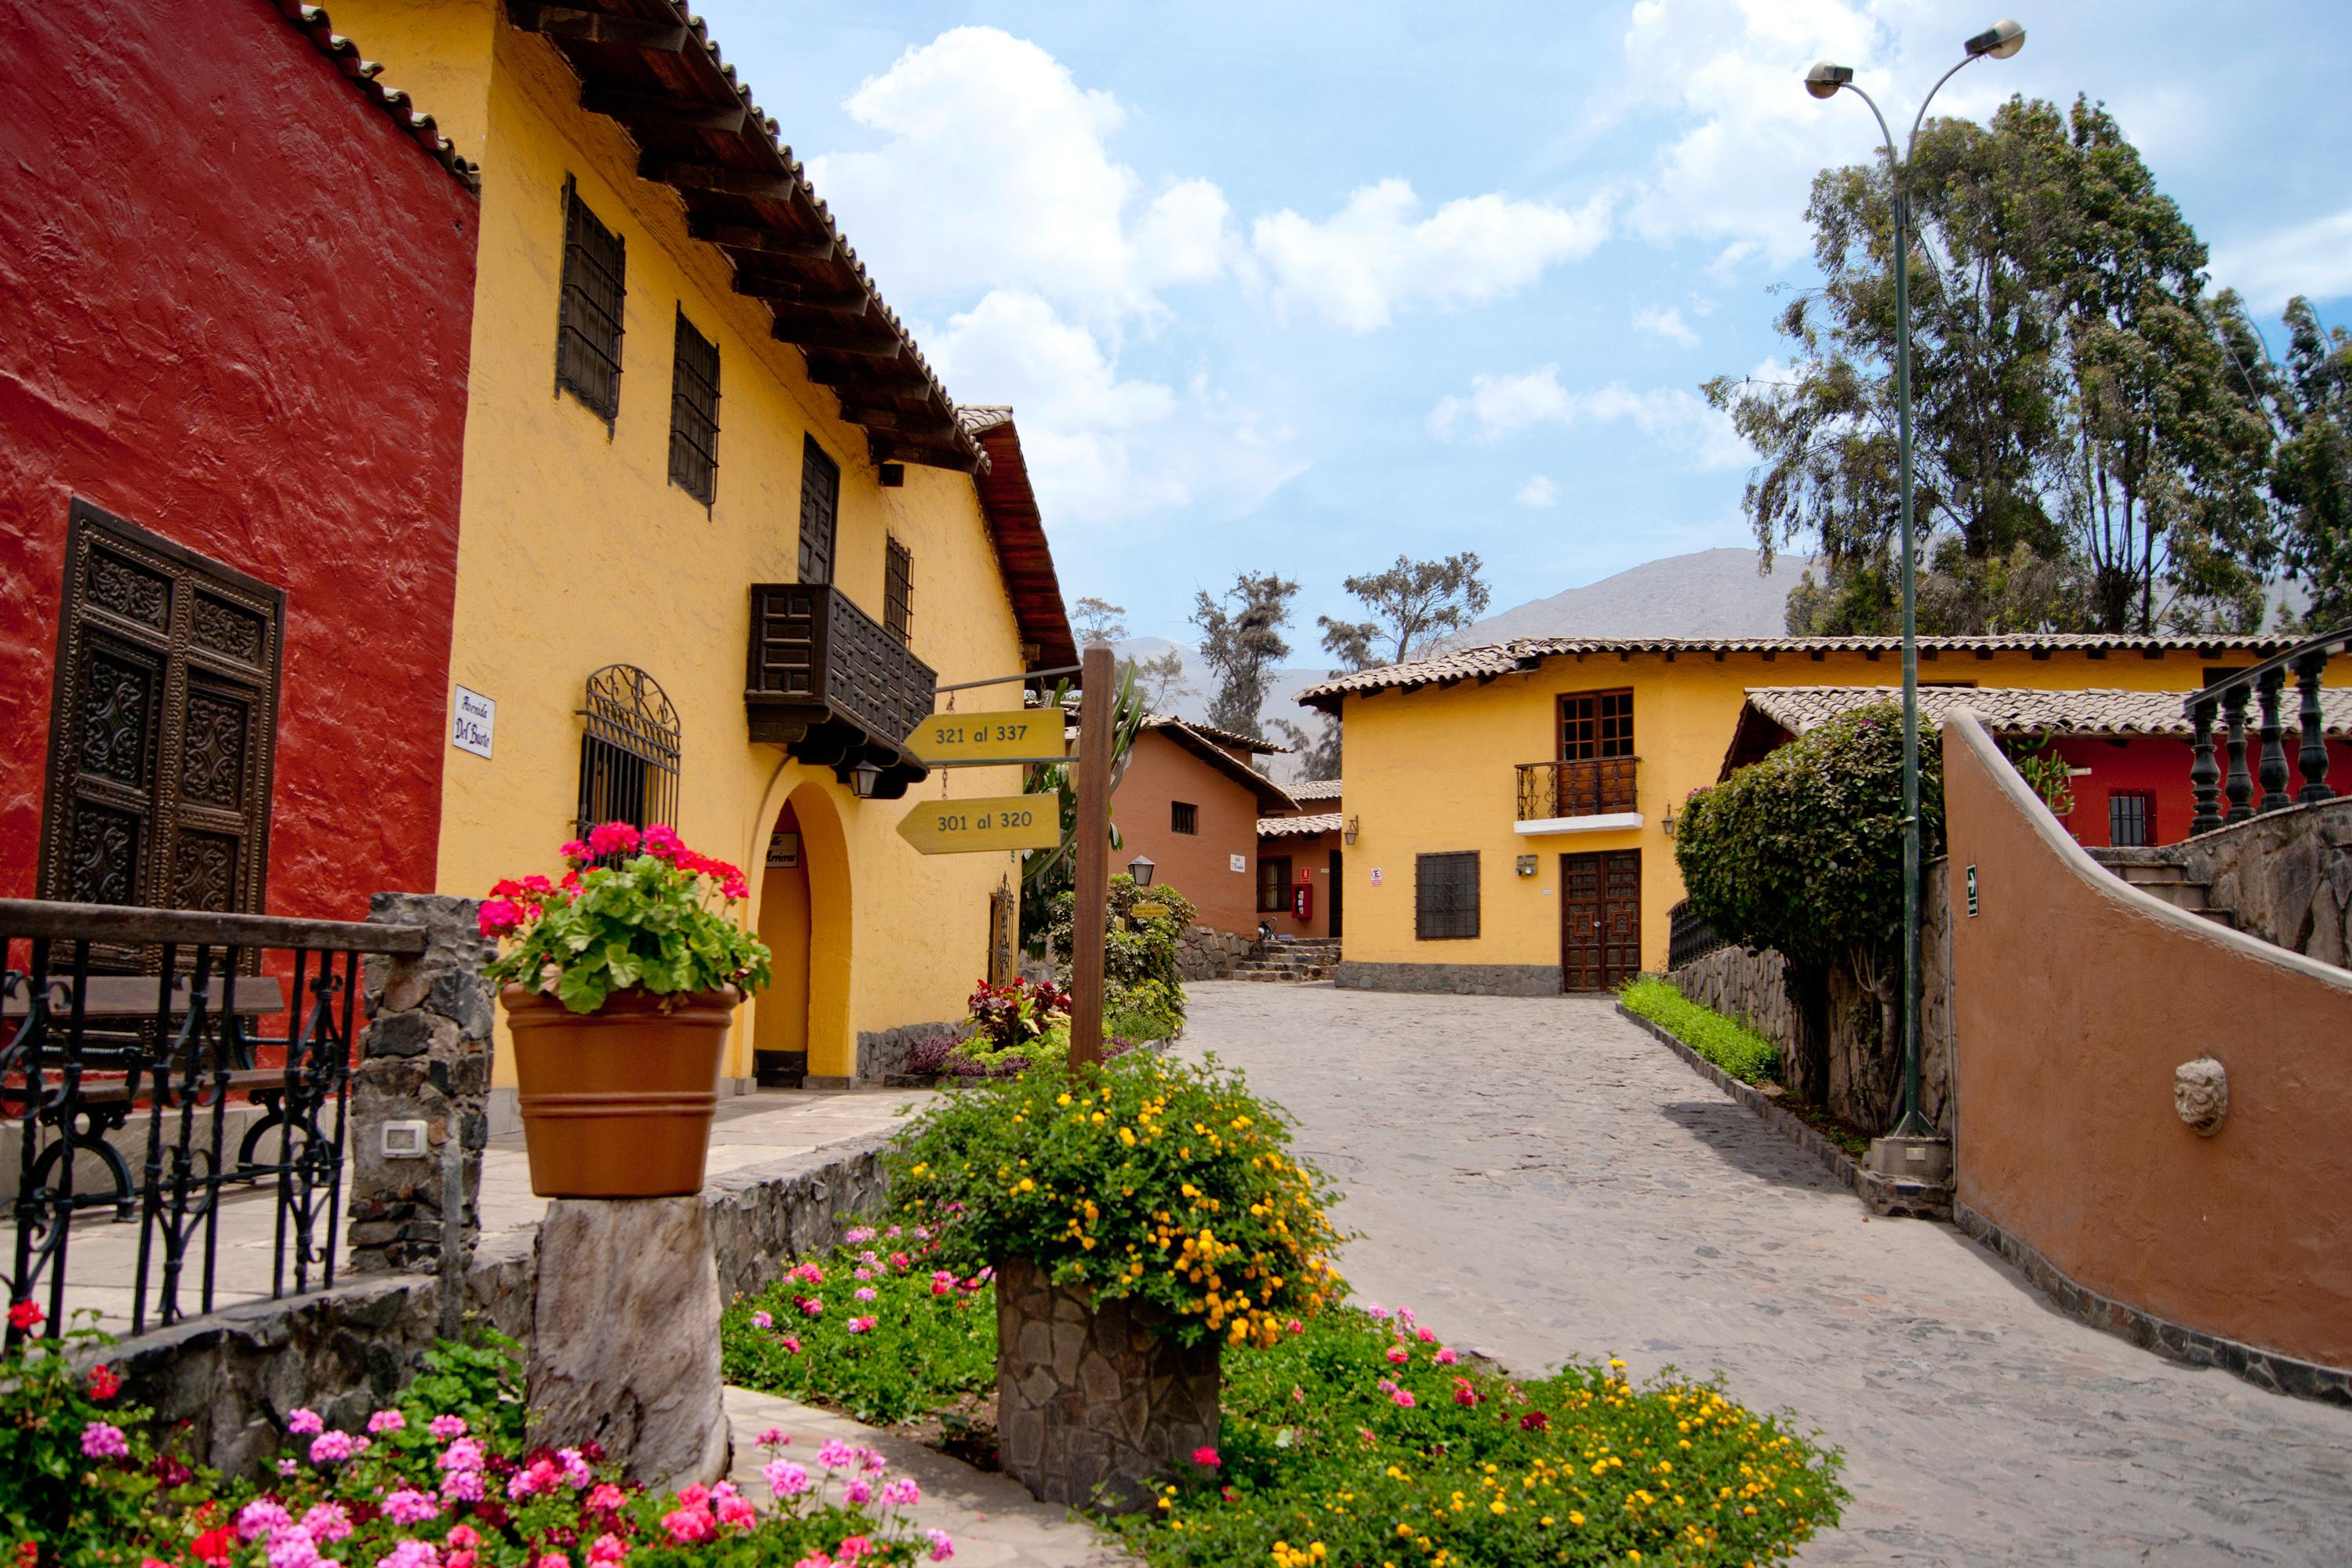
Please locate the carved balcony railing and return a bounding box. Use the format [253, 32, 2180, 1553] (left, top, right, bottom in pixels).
[746, 583, 937, 799]
[0, 899, 425, 1339]
[2185, 623, 2351, 836]
[1515, 757, 1639, 822]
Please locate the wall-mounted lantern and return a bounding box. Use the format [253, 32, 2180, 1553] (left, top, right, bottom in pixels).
[1661, 800, 1679, 839]
[1342, 815, 1359, 846]
[850, 759, 884, 799]
[1515, 855, 1537, 877]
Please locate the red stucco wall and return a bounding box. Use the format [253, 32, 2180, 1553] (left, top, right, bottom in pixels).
[1258, 830, 1343, 940]
[0, 0, 477, 917]
[1112, 732, 1261, 937]
[2045, 735, 2352, 848]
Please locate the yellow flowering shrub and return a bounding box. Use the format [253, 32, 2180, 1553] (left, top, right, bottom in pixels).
[885, 1052, 1345, 1348]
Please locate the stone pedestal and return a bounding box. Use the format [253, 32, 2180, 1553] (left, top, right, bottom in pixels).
[994, 1254, 1220, 1514]
[527, 1196, 727, 1491]
[1865, 1134, 1954, 1185]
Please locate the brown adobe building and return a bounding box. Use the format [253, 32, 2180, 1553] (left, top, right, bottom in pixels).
[1112, 718, 1293, 938]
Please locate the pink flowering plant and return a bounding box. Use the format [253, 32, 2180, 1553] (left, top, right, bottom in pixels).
[481, 824, 772, 1015]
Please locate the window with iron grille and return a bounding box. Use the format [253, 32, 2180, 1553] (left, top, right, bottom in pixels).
[1171, 801, 1198, 835]
[667, 309, 720, 505]
[2108, 789, 2154, 848]
[1559, 690, 1635, 760]
[1414, 851, 1479, 940]
[884, 536, 913, 643]
[577, 664, 679, 839]
[799, 436, 839, 585]
[1258, 855, 1292, 913]
[555, 177, 626, 426]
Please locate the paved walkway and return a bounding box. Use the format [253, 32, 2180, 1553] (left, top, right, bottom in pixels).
[1178, 982, 2352, 1566]
[12, 1085, 931, 1333]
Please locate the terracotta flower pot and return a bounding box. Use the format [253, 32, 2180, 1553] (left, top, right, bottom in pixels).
[501, 984, 739, 1198]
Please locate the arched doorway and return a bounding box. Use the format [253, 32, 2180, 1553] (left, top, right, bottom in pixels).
[752, 801, 811, 1084]
[750, 779, 853, 1087]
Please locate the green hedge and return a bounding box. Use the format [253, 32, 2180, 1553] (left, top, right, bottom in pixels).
[1619, 978, 1780, 1086]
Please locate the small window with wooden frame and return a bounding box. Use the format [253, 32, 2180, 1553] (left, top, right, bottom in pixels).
[1558, 689, 1635, 759]
[1414, 851, 1479, 941]
[555, 176, 626, 427]
[884, 536, 913, 643]
[1171, 800, 1199, 835]
[1258, 855, 1292, 913]
[2107, 789, 2154, 848]
[798, 436, 840, 586]
[667, 308, 720, 506]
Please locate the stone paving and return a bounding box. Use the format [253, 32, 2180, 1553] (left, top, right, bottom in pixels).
[1178, 981, 2352, 1566]
[9, 1085, 931, 1333]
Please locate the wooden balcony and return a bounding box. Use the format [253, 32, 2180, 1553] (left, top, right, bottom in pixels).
[1515, 757, 1639, 832]
[746, 583, 935, 798]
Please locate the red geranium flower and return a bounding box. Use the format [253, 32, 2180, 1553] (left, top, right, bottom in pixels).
[191, 1526, 238, 1566]
[7, 1300, 42, 1331]
[87, 1364, 121, 1401]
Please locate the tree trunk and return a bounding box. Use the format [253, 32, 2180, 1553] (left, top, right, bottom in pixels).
[1779, 960, 1834, 1106]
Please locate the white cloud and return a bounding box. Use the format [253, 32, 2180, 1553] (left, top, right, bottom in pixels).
[1633, 304, 1700, 346]
[926, 291, 1305, 525]
[1250, 180, 1612, 332]
[1429, 364, 1749, 470]
[808, 27, 1236, 322]
[1515, 475, 1561, 508]
[2211, 207, 2352, 314]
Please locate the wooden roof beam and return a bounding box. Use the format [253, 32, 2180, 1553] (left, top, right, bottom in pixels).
[583, 85, 750, 134]
[641, 156, 796, 201]
[771, 314, 902, 357]
[805, 358, 932, 393]
[835, 404, 959, 441]
[685, 216, 837, 262]
[509, 3, 689, 51]
[731, 276, 870, 313]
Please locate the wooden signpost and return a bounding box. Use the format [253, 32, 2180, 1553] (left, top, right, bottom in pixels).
[1065, 644, 1115, 1069]
[895, 796, 1060, 855]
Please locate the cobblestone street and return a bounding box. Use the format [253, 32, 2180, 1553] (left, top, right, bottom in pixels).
[1178, 982, 2352, 1566]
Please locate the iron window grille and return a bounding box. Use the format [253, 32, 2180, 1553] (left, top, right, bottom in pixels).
[576, 664, 680, 839]
[2108, 789, 2154, 848]
[555, 176, 626, 426]
[1258, 855, 1292, 913]
[38, 499, 283, 961]
[799, 436, 839, 585]
[667, 309, 720, 505]
[1171, 801, 1199, 835]
[1415, 851, 1480, 941]
[884, 536, 913, 644]
[1559, 689, 1635, 760]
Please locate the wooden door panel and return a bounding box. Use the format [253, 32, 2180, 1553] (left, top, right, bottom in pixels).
[1562, 848, 1640, 991]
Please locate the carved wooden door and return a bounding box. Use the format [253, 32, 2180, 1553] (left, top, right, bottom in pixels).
[38, 500, 282, 927]
[1562, 849, 1640, 991]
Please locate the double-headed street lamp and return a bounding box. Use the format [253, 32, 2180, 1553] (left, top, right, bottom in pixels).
[1804, 19, 2024, 1142]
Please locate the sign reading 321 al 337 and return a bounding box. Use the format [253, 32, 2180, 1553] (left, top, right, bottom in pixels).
[905, 710, 1062, 764]
[896, 796, 1061, 855]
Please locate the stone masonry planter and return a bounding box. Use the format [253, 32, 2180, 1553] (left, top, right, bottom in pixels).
[993, 1254, 1221, 1513]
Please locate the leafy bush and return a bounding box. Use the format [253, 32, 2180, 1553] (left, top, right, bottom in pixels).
[1618, 979, 1780, 1085]
[1048, 874, 1196, 1007]
[887, 1051, 1344, 1349]
[0, 1305, 198, 1554]
[480, 822, 772, 1014]
[1106, 977, 1185, 1042]
[960, 976, 1069, 1053]
[722, 1229, 997, 1426]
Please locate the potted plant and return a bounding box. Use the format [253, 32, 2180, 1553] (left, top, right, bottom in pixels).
[480, 822, 771, 1198]
[887, 1051, 1344, 1512]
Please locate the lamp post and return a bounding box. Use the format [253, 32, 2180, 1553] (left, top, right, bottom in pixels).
[1805, 18, 2024, 1141]
[1127, 854, 1156, 888]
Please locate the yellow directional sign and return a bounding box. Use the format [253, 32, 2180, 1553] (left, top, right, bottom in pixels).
[906, 710, 1062, 764]
[896, 795, 1062, 855]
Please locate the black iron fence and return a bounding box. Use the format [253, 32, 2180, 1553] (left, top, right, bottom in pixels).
[0, 898, 424, 1340]
[1666, 898, 1728, 970]
[2185, 623, 2350, 836]
[1515, 757, 1639, 822]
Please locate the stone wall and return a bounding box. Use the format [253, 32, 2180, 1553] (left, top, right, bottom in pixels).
[1334, 960, 1561, 996]
[851, 1020, 960, 1087]
[1175, 924, 1250, 981]
[2090, 797, 2352, 968]
[1663, 859, 1954, 1135]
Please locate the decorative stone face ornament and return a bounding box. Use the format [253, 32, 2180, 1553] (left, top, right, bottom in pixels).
[2174, 1057, 2228, 1136]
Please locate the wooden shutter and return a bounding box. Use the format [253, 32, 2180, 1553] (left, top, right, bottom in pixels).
[38, 499, 282, 928]
[556, 176, 626, 425]
[884, 536, 912, 643]
[667, 308, 720, 504]
[798, 436, 839, 585]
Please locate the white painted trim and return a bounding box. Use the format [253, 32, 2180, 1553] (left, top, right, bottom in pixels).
[1513, 812, 1644, 837]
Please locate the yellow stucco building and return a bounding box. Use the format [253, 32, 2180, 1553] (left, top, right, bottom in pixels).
[1301, 633, 2296, 994]
[332, 0, 1074, 1098]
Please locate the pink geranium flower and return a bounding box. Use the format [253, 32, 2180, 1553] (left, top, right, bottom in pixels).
[286, 1409, 325, 1437]
[848, 1316, 877, 1334]
[1192, 1446, 1220, 1468]
[586, 822, 641, 857]
[926, 1530, 956, 1562]
[80, 1421, 129, 1459]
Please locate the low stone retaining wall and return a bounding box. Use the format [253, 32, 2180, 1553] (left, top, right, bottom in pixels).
[1616, 1004, 1949, 1220]
[2089, 796, 2352, 966]
[1175, 924, 1250, 981]
[1334, 960, 1560, 996]
[851, 1020, 960, 1088]
[109, 1130, 897, 1478]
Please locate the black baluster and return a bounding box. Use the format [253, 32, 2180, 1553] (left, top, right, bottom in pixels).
[2296, 649, 2333, 804]
[2189, 697, 2222, 835]
[2222, 681, 2254, 825]
[131, 946, 176, 1337]
[2256, 667, 2292, 812]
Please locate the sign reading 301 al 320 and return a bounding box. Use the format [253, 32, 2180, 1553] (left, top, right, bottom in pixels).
[895, 795, 1061, 855]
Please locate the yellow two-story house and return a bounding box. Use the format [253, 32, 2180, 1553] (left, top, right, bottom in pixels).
[331, 0, 1074, 1102]
[1300, 632, 2296, 994]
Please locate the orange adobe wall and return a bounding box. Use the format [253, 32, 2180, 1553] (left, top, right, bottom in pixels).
[1113, 731, 1262, 937]
[1943, 712, 2352, 1372]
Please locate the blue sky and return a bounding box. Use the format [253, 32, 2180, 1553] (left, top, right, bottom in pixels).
[695, 0, 2352, 652]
